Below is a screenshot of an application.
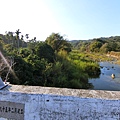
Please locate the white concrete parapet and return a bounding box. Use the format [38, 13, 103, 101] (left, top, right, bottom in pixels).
[0, 85, 120, 120]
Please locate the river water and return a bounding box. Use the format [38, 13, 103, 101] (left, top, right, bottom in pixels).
[89, 62, 120, 91]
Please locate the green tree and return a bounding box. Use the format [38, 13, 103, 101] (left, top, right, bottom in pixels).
[107, 42, 117, 51]
[27, 37, 38, 51]
[45, 33, 71, 53]
[35, 42, 55, 63]
[100, 43, 109, 53]
[12, 56, 33, 85]
[15, 29, 21, 49]
[19, 48, 31, 58]
[89, 40, 103, 52]
[21, 35, 24, 47]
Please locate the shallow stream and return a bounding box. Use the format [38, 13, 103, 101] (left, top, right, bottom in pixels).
[89, 62, 120, 91]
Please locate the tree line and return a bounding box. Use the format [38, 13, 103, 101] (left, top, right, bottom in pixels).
[70, 36, 120, 53]
[0, 30, 100, 89]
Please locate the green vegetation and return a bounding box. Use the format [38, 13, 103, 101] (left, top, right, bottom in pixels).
[2, 30, 120, 89]
[70, 36, 120, 53]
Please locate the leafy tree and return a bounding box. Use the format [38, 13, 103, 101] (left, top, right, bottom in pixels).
[0, 40, 4, 52]
[0, 30, 106, 89]
[15, 29, 21, 49]
[21, 35, 24, 47]
[100, 43, 109, 53]
[19, 48, 31, 58]
[25, 34, 29, 47]
[89, 40, 103, 52]
[3, 44, 13, 53]
[12, 56, 33, 85]
[25, 34, 29, 41]
[35, 42, 55, 63]
[45, 33, 71, 53]
[107, 42, 117, 51]
[27, 37, 38, 51]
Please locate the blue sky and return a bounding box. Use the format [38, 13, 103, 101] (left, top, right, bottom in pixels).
[0, 0, 120, 40]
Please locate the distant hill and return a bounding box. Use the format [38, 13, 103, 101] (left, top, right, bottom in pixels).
[69, 36, 120, 53]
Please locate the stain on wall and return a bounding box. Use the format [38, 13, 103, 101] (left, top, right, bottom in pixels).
[0, 86, 119, 120]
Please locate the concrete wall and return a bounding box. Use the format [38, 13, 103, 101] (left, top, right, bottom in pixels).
[0, 85, 120, 120]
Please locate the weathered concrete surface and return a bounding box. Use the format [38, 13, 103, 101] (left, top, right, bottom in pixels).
[5, 84, 120, 100]
[0, 85, 119, 120]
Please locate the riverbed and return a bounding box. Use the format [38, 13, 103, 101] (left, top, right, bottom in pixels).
[89, 62, 120, 91]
